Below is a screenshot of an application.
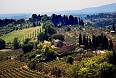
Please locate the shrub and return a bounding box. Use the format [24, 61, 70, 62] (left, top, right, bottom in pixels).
[28, 60, 37, 70]
[66, 56, 74, 64]
[51, 67, 61, 77]
[22, 44, 33, 54]
[13, 37, 19, 49]
[0, 38, 5, 49]
[37, 32, 48, 41]
[36, 63, 44, 72]
[52, 34, 64, 41]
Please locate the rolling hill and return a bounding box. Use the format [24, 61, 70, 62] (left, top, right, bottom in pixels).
[0, 26, 42, 43]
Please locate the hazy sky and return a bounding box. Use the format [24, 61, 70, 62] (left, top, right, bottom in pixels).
[0, 0, 116, 14]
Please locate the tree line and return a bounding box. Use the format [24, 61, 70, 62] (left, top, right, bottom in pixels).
[29, 14, 84, 27]
[79, 33, 113, 50]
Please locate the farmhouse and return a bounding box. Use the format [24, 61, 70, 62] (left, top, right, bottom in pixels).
[53, 39, 63, 47]
[53, 39, 77, 53]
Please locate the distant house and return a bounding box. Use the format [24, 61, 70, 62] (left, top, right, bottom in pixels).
[110, 31, 116, 35]
[53, 39, 63, 47]
[53, 39, 76, 53]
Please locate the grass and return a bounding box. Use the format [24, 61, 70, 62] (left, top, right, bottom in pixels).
[0, 26, 42, 43]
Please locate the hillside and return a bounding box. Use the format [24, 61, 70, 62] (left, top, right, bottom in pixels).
[85, 12, 116, 26]
[0, 13, 116, 78]
[0, 26, 42, 43]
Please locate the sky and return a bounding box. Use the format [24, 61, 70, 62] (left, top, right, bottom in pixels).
[0, 0, 116, 14]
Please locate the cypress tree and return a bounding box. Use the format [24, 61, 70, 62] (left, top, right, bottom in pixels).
[102, 35, 108, 49]
[83, 35, 86, 46]
[92, 35, 96, 49]
[88, 38, 92, 48]
[86, 36, 89, 48]
[0, 39, 5, 49]
[112, 23, 115, 31]
[109, 40, 113, 50]
[79, 34, 82, 46]
[13, 37, 19, 49]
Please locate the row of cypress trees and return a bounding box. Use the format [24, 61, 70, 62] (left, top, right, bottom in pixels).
[79, 33, 113, 50]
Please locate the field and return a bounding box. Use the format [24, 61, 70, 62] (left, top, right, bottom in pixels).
[0, 60, 48, 78]
[0, 26, 42, 43]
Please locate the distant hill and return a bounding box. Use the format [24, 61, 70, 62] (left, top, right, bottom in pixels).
[85, 12, 116, 26]
[0, 13, 31, 20]
[77, 2, 116, 14]
[44, 2, 116, 15]
[0, 3, 116, 19]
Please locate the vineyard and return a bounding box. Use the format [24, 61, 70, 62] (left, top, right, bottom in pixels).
[0, 60, 48, 78]
[43, 60, 71, 71]
[0, 26, 43, 43]
[41, 60, 71, 77]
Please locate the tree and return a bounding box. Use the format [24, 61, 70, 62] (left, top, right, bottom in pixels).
[86, 36, 89, 48]
[42, 20, 55, 29]
[83, 35, 86, 46]
[0, 39, 5, 49]
[13, 37, 19, 49]
[102, 35, 109, 49]
[37, 32, 48, 41]
[40, 41, 57, 61]
[69, 15, 74, 25]
[67, 56, 74, 64]
[44, 48, 57, 61]
[92, 35, 96, 49]
[16, 19, 25, 24]
[28, 60, 37, 69]
[109, 40, 113, 50]
[64, 26, 71, 31]
[24, 38, 30, 44]
[33, 22, 36, 27]
[32, 14, 38, 22]
[46, 26, 56, 35]
[22, 44, 33, 54]
[79, 34, 82, 46]
[80, 19, 84, 27]
[52, 34, 64, 41]
[112, 23, 115, 31]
